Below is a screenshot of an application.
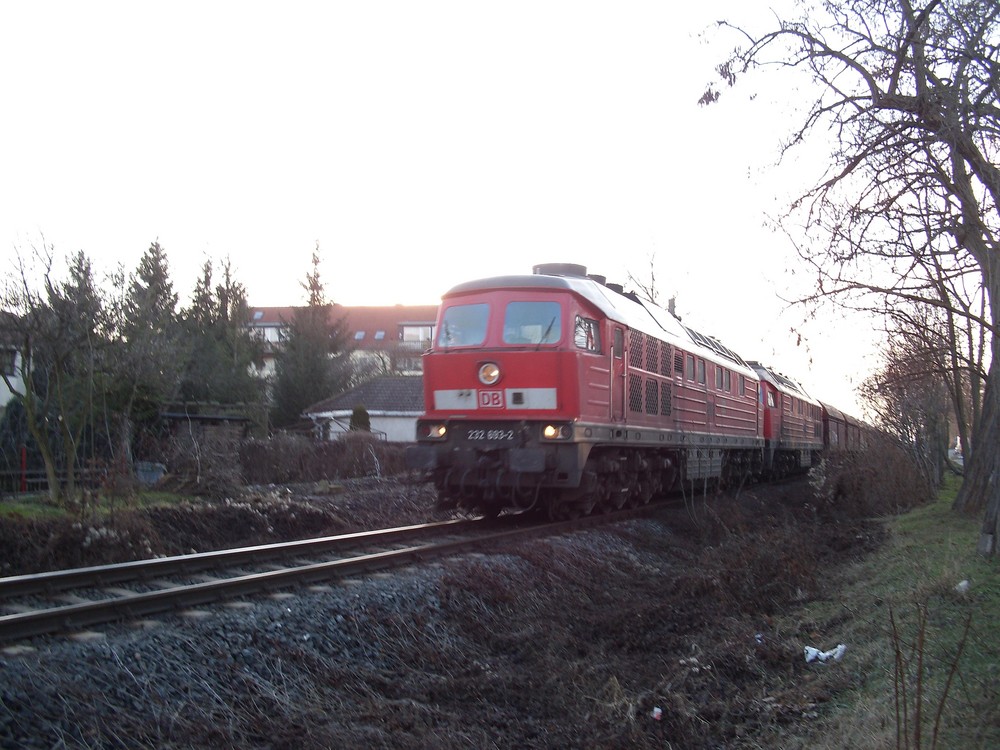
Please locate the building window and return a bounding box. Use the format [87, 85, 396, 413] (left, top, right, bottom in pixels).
[354, 331, 366, 341]
[686, 354, 695, 380]
[613, 329, 624, 359]
[715, 367, 724, 390]
[374, 330, 386, 341]
[697, 359, 706, 385]
[401, 324, 433, 342]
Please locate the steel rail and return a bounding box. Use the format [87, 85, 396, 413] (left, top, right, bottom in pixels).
[0, 506, 656, 645]
[0, 518, 483, 601]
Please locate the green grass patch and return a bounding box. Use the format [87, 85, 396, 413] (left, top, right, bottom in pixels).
[0, 489, 197, 521]
[0, 496, 65, 521]
[778, 474, 1000, 749]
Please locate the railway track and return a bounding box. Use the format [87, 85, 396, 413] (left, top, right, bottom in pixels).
[0, 505, 657, 645]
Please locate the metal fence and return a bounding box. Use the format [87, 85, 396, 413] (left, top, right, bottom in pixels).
[0, 468, 108, 500]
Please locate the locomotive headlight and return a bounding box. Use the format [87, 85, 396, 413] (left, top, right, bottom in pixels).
[478, 362, 501, 385]
[422, 423, 448, 440]
[542, 423, 572, 440]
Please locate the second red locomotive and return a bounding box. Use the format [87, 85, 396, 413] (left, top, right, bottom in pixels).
[406, 263, 853, 519]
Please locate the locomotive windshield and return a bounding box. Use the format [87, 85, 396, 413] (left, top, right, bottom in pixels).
[438, 303, 489, 347]
[503, 301, 561, 345]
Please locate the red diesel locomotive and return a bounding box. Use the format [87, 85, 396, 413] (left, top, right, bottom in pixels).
[406, 263, 850, 519]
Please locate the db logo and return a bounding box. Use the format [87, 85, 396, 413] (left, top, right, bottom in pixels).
[478, 390, 504, 408]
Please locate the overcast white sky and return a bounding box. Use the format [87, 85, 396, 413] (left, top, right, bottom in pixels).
[0, 1, 879, 413]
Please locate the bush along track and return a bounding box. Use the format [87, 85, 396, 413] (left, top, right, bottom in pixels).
[6, 452, 996, 748]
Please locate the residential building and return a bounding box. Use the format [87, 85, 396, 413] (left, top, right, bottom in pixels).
[247, 304, 437, 379]
[303, 374, 424, 443]
[0, 314, 25, 414]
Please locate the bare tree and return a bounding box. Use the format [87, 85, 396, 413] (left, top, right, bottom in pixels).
[704, 0, 1000, 554]
[627, 253, 661, 307]
[0, 244, 107, 505]
[860, 311, 955, 485]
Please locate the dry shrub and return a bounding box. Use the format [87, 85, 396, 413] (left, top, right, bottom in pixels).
[162, 429, 243, 499]
[668, 496, 822, 616]
[237, 433, 309, 483]
[239, 433, 407, 484]
[141, 497, 345, 556]
[3, 514, 161, 574]
[810, 434, 934, 520]
[333, 431, 408, 477]
[705, 525, 819, 614]
[0, 518, 58, 576]
[676, 434, 928, 617]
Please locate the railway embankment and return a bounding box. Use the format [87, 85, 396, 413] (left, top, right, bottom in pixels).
[1, 466, 997, 748]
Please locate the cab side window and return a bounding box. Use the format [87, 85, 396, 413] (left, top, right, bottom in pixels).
[574, 316, 602, 353]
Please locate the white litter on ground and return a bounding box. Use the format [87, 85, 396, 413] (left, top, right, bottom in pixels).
[804, 644, 846, 663]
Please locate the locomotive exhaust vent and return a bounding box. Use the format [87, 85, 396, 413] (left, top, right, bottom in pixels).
[533, 263, 587, 278]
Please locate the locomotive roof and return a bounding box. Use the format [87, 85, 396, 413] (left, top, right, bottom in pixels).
[748, 361, 821, 405]
[444, 272, 756, 376]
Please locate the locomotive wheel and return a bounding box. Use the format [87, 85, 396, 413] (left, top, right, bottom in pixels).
[623, 483, 640, 509]
[548, 501, 582, 521]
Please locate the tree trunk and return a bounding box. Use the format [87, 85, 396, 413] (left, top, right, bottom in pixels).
[17, 354, 63, 506]
[977, 374, 999, 556]
[22, 397, 62, 506]
[954, 347, 1000, 556]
